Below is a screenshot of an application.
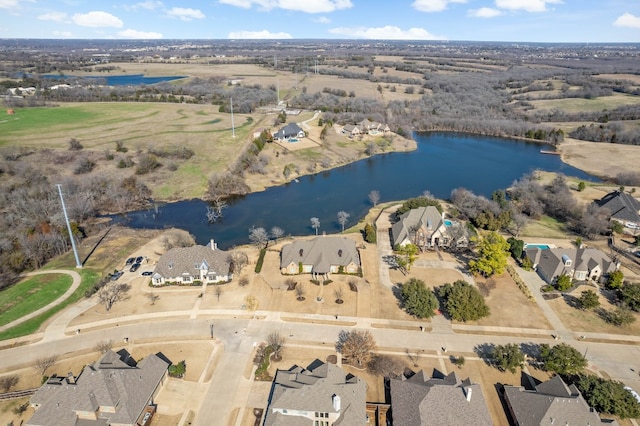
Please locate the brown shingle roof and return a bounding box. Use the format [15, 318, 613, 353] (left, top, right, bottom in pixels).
[280, 236, 360, 273]
[154, 243, 230, 281]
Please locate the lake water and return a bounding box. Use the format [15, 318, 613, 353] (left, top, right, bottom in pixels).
[110, 132, 597, 249]
[41, 74, 186, 86]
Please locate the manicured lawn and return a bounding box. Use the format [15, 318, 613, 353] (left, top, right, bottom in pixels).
[0, 269, 100, 341]
[0, 274, 72, 327]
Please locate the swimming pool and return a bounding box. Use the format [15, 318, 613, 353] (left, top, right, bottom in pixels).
[524, 243, 555, 250]
[289, 138, 298, 142]
[444, 220, 453, 227]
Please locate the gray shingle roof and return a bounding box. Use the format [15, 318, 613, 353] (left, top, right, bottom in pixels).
[274, 123, 304, 139]
[525, 247, 617, 284]
[27, 350, 168, 426]
[263, 360, 366, 426]
[503, 376, 618, 426]
[596, 191, 640, 224]
[153, 243, 230, 281]
[280, 236, 360, 274]
[390, 371, 492, 426]
[391, 206, 444, 247]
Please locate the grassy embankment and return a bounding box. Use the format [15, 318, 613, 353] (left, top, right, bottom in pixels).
[0, 274, 73, 327]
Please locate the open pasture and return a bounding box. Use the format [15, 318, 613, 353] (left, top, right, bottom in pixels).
[529, 93, 640, 113]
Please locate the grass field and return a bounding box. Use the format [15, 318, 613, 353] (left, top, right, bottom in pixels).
[529, 93, 640, 113]
[0, 274, 72, 327]
[0, 269, 100, 341]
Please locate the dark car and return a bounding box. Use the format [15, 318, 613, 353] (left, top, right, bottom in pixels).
[111, 271, 124, 281]
[130, 263, 141, 273]
[141, 271, 153, 276]
[125, 257, 135, 265]
[136, 256, 144, 264]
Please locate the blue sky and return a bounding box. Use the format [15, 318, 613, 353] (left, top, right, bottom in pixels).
[0, 0, 639, 42]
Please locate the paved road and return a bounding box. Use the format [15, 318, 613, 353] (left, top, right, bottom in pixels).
[0, 269, 82, 333]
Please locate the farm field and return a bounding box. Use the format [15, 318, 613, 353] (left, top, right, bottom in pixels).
[529, 93, 640, 113]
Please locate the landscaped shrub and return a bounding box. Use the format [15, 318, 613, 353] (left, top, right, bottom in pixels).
[168, 360, 186, 378]
[255, 248, 266, 273]
[348, 279, 358, 292]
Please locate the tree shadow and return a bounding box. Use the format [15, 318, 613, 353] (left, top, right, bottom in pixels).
[600, 287, 619, 305]
[563, 294, 581, 309]
[520, 342, 541, 362]
[473, 343, 495, 366]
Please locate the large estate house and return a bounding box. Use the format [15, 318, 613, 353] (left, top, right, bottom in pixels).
[27, 350, 169, 426]
[342, 119, 391, 138]
[274, 122, 305, 141]
[263, 360, 366, 426]
[280, 236, 361, 278]
[389, 371, 493, 426]
[596, 190, 640, 233]
[503, 376, 618, 426]
[391, 206, 460, 249]
[525, 246, 618, 285]
[152, 239, 231, 286]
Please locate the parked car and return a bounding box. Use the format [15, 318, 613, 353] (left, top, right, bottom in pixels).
[136, 256, 144, 264]
[130, 263, 141, 273]
[125, 257, 135, 265]
[111, 271, 124, 281]
[141, 271, 153, 276]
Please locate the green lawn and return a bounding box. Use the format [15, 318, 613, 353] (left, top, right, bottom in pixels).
[0, 269, 100, 341]
[0, 274, 72, 327]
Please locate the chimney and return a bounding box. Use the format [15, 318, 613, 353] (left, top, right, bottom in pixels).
[66, 372, 76, 385]
[332, 394, 341, 411]
[210, 239, 217, 251]
[464, 387, 472, 402]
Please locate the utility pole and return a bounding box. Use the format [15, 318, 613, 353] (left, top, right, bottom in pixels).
[230, 97, 235, 138]
[56, 184, 82, 268]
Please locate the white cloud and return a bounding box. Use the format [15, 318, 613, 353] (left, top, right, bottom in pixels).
[329, 25, 445, 40]
[228, 29, 293, 39]
[118, 29, 163, 39]
[53, 30, 73, 38]
[314, 16, 331, 24]
[124, 1, 164, 11]
[219, 0, 353, 13]
[72, 11, 123, 28]
[166, 7, 205, 21]
[468, 7, 502, 18]
[494, 0, 562, 13]
[0, 0, 18, 9]
[412, 0, 466, 13]
[38, 11, 68, 22]
[614, 13, 640, 29]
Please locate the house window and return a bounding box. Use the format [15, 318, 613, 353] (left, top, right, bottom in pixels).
[183, 276, 191, 282]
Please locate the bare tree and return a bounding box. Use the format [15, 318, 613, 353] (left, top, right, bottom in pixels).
[147, 292, 160, 305]
[270, 226, 284, 242]
[295, 283, 306, 301]
[206, 196, 228, 223]
[509, 210, 529, 237]
[334, 285, 344, 304]
[336, 330, 376, 367]
[337, 211, 350, 232]
[96, 339, 114, 354]
[214, 285, 223, 301]
[266, 331, 286, 362]
[405, 348, 419, 367]
[33, 355, 58, 377]
[369, 354, 404, 378]
[368, 190, 381, 207]
[228, 250, 249, 274]
[310, 217, 320, 235]
[248, 226, 269, 249]
[0, 374, 20, 393]
[97, 282, 131, 312]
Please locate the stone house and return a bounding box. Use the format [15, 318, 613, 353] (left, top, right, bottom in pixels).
[280, 236, 361, 278]
[263, 360, 366, 426]
[525, 247, 618, 285]
[152, 239, 231, 286]
[27, 350, 169, 426]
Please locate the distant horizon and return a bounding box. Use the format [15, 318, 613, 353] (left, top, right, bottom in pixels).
[1, 38, 639, 46]
[0, 1, 638, 43]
